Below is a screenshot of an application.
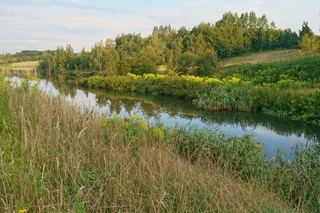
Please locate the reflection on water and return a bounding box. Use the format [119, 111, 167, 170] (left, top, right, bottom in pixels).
[7, 76, 320, 160]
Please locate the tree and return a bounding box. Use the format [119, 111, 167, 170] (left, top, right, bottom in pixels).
[79, 48, 90, 71]
[195, 50, 217, 77]
[266, 21, 279, 49]
[176, 26, 188, 38]
[191, 22, 217, 48]
[256, 14, 269, 51]
[185, 33, 209, 56]
[142, 34, 166, 66]
[115, 33, 144, 55]
[277, 29, 299, 49]
[104, 39, 120, 75]
[90, 41, 106, 72]
[65, 44, 75, 70]
[245, 11, 259, 47]
[51, 46, 68, 79]
[299, 22, 312, 40]
[115, 33, 144, 75]
[152, 25, 175, 44]
[167, 37, 183, 70]
[299, 32, 320, 56]
[39, 51, 53, 76]
[178, 52, 198, 74]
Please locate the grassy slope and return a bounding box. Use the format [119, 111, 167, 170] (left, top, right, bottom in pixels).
[0, 79, 293, 212]
[0, 61, 39, 72]
[220, 49, 300, 67]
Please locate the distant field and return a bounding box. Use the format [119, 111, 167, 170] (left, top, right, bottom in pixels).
[0, 61, 39, 70]
[220, 49, 300, 67]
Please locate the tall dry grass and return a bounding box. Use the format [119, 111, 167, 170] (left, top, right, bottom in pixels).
[0, 80, 292, 212]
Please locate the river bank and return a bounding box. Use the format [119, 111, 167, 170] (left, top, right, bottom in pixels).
[7, 75, 320, 160]
[1, 76, 320, 212]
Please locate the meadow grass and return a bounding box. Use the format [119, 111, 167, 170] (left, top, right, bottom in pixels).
[220, 49, 300, 67]
[0, 61, 39, 73]
[0, 77, 298, 212]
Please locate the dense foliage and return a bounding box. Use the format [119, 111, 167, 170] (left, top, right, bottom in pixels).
[38, 11, 318, 78]
[0, 50, 52, 64]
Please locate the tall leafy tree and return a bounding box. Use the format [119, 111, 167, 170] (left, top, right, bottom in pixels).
[90, 40, 106, 72]
[115, 33, 144, 75]
[299, 22, 312, 40]
[152, 25, 176, 44]
[167, 37, 184, 70]
[51, 46, 68, 78]
[277, 29, 299, 49]
[266, 21, 279, 49]
[39, 51, 54, 77]
[79, 48, 90, 71]
[65, 44, 75, 70]
[104, 38, 120, 75]
[191, 22, 217, 48]
[252, 14, 269, 51]
[176, 26, 189, 38]
[178, 52, 198, 74]
[185, 33, 208, 56]
[195, 50, 218, 77]
[130, 34, 166, 75]
[299, 31, 320, 56]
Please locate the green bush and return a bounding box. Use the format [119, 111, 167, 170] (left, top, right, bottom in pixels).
[130, 64, 157, 76]
[195, 52, 217, 77]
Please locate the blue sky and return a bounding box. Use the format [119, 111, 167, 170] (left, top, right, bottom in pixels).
[1, 0, 319, 53]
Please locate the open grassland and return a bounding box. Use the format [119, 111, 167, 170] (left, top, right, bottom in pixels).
[220, 49, 300, 67]
[0, 61, 39, 72]
[1, 76, 320, 212]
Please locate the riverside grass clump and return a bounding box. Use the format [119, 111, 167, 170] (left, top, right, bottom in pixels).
[0, 77, 298, 212]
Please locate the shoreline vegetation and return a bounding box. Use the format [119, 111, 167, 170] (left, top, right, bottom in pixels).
[78, 54, 320, 126]
[1, 76, 320, 212]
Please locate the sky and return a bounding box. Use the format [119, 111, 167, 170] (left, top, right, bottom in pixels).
[1, 0, 319, 53]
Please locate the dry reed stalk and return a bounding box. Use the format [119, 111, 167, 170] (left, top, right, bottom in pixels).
[0, 84, 293, 212]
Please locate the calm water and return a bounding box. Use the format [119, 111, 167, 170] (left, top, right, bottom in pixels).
[7, 76, 320, 160]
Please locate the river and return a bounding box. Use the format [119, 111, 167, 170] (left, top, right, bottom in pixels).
[6, 76, 320, 160]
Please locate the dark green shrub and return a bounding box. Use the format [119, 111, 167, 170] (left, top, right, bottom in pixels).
[130, 64, 157, 76]
[195, 52, 217, 77]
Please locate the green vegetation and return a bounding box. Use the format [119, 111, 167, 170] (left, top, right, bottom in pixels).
[2, 9, 320, 213]
[299, 34, 320, 56]
[38, 11, 319, 78]
[33, 12, 319, 127]
[0, 50, 47, 64]
[1, 78, 320, 212]
[220, 49, 300, 67]
[79, 54, 320, 126]
[0, 61, 39, 71]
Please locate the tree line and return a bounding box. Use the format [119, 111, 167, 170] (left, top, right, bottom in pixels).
[0, 50, 50, 64]
[39, 11, 318, 77]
